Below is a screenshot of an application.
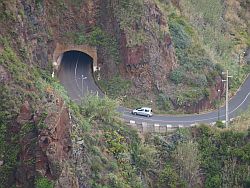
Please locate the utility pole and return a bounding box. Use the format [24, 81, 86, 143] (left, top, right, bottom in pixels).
[81, 75, 87, 97]
[217, 89, 220, 121]
[222, 70, 232, 128]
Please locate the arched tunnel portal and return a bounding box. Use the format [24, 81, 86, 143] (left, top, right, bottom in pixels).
[53, 43, 98, 72]
[53, 44, 102, 102]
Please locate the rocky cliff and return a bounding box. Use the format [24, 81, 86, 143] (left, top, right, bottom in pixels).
[0, 0, 249, 187]
[98, 1, 177, 95]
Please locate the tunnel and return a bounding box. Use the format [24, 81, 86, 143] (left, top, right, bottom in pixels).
[57, 51, 102, 102]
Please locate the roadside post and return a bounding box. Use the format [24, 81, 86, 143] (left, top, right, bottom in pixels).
[81, 75, 87, 97]
[222, 70, 232, 128]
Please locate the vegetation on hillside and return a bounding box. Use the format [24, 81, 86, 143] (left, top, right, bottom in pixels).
[0, 36, 67, 187]
[0, 0, 250, 187]
[69, 94, 250, 188]
[1, 42, 248, 187]
[97, 75, 132, 99]
[150, 0, 250, 113]
[98, 0, 250, 113]
[66, 26, 121, 64]
[179, 0, 250, 88]
[110, 0, 148, 47]
[167, 13, 222, 107]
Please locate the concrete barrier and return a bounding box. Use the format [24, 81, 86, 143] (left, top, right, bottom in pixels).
[142, 122, 148, 132]
[154, 124, 160, 133]
[126, 120, 206, 133]
[178, 125, 184, 128]
[159, 126, 167, 133]
[129, 120, 136, 124]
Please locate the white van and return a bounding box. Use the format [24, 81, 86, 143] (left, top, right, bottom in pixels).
[132, 107, 153, 117]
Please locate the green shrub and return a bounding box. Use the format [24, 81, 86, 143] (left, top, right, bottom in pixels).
[156, 93, 173, 111]
[215, 120, 225, 128]
[110, 0, 148, 47]
[176, 88, 209, 106]
[80, 94, 119, 123]
[179, 0, 243, 86]
[187, 0, 223, 25]
[158, 164, 186, 188]
[98, 76, 131, 99]
[112, 0, 144, 30]
[205, 174, 222, 188]
[0, 2, 15, 22]
[74, 33, 87, 45]
[196, 126, 250, 188]
[104, 130, 127, 158]
[35, 177, 54, 188]
[168, 15, 218, 89]
[170, 68, 185, 84]
[108, 173, 140, 188]
[244, 177, 250, 188]
[169, 17, 191, 49]
[65, 26, 121, 64]
[188, 74, 208, 87]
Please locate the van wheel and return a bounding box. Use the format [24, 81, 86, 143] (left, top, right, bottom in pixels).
[134, 112, 137, 115]
[147, 114, 150, 117]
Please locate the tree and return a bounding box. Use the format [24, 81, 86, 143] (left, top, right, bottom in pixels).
[35, 177, 54, 188]
[172, 140, 201, 187]
[158, 164, 185, 188]
[134, 144, 157, 186]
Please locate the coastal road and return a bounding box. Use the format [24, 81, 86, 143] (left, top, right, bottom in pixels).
[58, 51, 250, 126]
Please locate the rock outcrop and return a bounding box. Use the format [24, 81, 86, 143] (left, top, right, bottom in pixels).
[98, 1, 177, 99]
[1, 0, 249, 187]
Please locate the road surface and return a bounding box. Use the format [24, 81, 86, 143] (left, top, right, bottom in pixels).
[58, 51, 250, 126]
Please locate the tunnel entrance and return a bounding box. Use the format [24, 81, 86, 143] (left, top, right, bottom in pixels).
[57, 50, 101, 102]
[58, 51, 93, 73]
[52, 43, 98, 72]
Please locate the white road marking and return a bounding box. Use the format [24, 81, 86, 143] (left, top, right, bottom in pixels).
[228, 92, 250, 114]
[68, 63, 250, 126]
[123, 91, 250, 124]
[74, 55, 82, 95]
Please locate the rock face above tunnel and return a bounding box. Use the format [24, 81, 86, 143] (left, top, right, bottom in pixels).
[14, 0, 183, 110]
[98, 1, 177, 98]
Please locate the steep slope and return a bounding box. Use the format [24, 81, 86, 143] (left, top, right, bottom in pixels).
[0, 0, 249, 187]
[96, 0, 249, 113]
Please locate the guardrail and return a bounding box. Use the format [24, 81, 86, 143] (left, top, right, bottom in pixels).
[125, 120, 199, 133]
[124, 118, 235, 133]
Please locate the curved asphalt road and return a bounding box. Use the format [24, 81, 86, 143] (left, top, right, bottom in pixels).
[58, 51, 102, 101]
[58, 51, 250, 126]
